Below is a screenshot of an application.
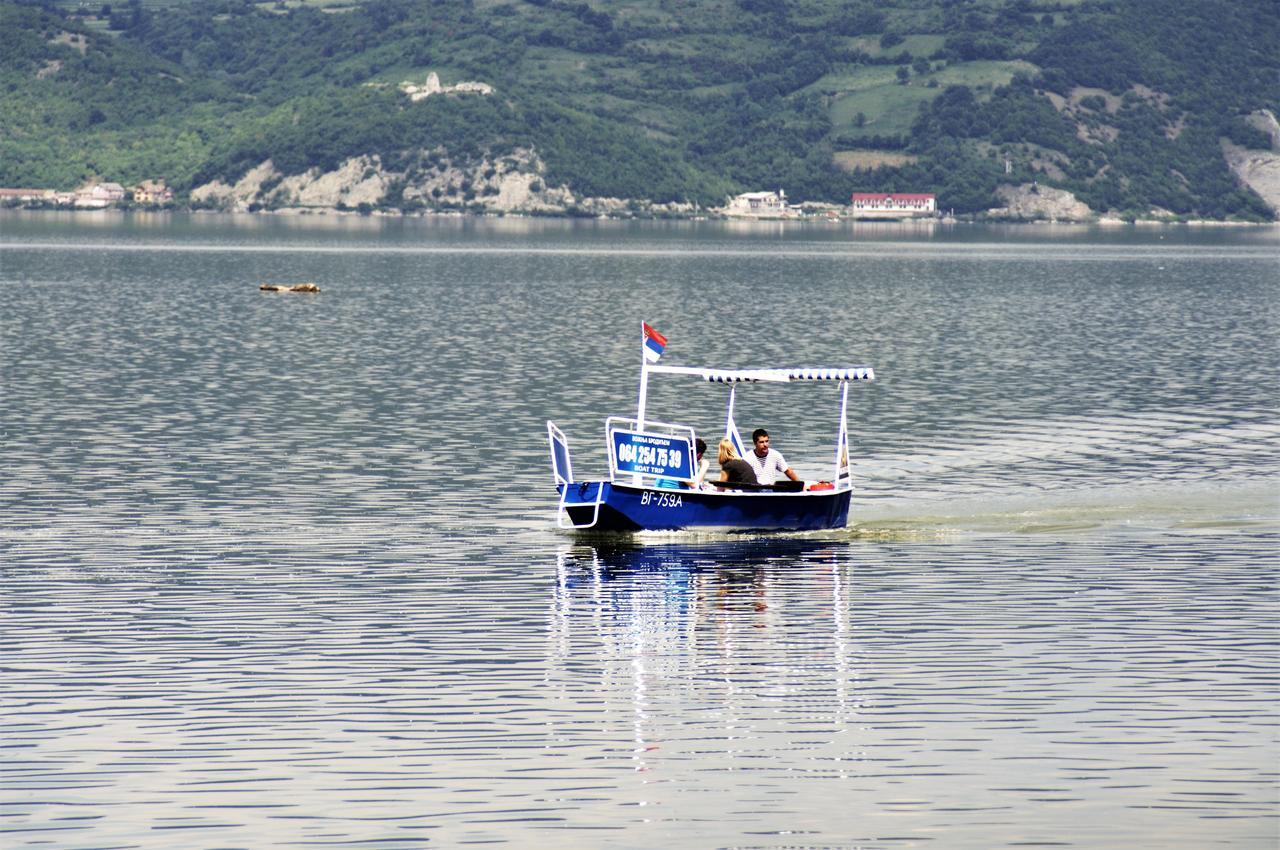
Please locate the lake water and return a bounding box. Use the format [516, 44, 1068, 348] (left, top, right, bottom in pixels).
[1, 211, 1277, 849]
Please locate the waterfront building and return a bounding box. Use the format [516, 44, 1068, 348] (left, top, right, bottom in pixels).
[723, 190, 794, 217]
[850, 192, 937, 219]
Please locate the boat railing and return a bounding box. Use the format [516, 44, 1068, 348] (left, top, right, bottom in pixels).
[547, 421, 574, 485]
[548, 421, 608, 529]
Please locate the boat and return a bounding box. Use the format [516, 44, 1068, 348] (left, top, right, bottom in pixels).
[546, 323, 875, 533]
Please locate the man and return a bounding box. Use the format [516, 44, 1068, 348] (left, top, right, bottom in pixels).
[743, 428, 799, 485]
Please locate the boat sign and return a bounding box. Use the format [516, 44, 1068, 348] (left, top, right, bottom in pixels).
[611, 430, 694, 480]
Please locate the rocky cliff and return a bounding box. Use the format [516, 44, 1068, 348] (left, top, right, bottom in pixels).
[1221, 110, 1280, 217]
[986, 184, 1094, 222]
[191, 148, 692, 217]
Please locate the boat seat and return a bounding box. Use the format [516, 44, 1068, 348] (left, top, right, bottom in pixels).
[707, 480, 805, 492]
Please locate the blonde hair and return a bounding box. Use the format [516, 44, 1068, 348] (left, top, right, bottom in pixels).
[717, 438, 739, 465]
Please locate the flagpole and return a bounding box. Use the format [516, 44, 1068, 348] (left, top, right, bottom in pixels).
[636, 321, 650, 431]
[634, 322, 654, 487]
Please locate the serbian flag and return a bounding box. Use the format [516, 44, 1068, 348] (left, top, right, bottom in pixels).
[642, 322, 667, 363]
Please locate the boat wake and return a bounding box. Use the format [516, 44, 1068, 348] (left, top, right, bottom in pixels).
[845, 479, 1276, 538]
[834, 407, 1279, 539]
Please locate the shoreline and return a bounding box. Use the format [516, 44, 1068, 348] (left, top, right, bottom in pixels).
[2, 205, 1275, 228]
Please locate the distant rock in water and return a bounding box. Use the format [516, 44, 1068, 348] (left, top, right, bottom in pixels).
[260, 283, 320, 293]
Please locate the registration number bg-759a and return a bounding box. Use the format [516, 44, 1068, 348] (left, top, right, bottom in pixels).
[640, 491, 682, 508]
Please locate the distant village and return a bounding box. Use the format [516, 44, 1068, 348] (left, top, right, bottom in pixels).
[0, 179, 938, 220]
[722, 190, 939, 220]
[0, 180, 173, 209]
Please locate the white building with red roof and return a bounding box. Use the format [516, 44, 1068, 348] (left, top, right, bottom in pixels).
[850, 192, 937, 219]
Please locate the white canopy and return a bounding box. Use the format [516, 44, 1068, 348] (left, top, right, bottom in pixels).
[647, 365, 875, 383]
[779, 367, 875, 382]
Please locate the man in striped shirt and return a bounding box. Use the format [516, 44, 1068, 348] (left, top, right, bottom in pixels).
[744, 428, 800, 485]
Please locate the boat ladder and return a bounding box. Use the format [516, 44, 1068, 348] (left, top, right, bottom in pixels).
[557, 481, 605, 530]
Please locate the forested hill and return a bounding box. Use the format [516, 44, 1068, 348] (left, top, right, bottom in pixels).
[2, 0, 1277, 219]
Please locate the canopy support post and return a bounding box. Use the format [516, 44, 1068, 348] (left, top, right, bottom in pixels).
[834, 380, 851, 488]
[725, 384, 745, 456]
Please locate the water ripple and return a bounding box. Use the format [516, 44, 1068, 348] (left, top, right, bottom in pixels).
[1, 215, 1277, 849]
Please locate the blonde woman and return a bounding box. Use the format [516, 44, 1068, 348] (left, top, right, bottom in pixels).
[717, 438, 758, 486]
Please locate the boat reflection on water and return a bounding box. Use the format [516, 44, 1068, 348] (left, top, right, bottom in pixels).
[552, 539, 851, 623]
[548, 541, 866, 774]
[553, 538, 849, 600]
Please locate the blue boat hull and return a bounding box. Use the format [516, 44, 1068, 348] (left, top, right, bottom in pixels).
[557, 481, 852, 533]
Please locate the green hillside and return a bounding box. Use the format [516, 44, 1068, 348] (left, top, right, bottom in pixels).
[3, 0, 1277, 218]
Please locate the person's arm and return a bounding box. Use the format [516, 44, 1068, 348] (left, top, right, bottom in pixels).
[784, 466, 800, 481]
